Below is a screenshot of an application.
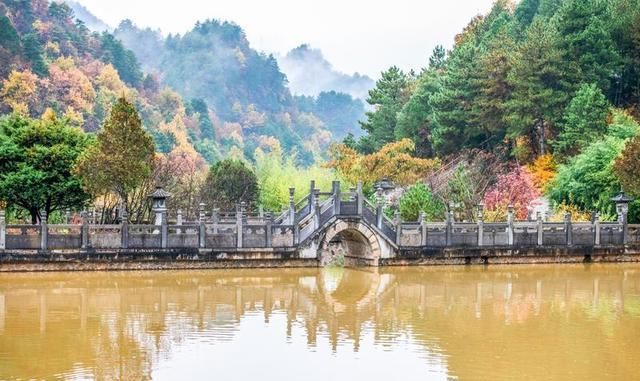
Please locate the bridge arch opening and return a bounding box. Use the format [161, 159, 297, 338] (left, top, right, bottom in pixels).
[319, 220, 382, 267]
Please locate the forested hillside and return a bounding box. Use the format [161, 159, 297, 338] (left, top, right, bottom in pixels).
[114, 19, 366, 161]
[330, 0, 640, 222]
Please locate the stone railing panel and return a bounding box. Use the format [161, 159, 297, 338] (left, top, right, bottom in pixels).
[6, 225, 41, 250]
[399, 223, 421, 247]
[542, 223, 568, 246]
[272, 226, 294, 247]
[425, 223, 447, 247]
[513, 222, 538, 247]
[89, 225, 121, 249]
[482, 223, 508, 246]
[599, 223, 623, 245]
[168, 224, 199, 248]
[629, 225, 640, 244]
[128, 224, 161, 249]
[451, 223, 479, 247]
[243, 225, 267, 248]
[572, 223, 595, 246]
[48, 224, 82, 250]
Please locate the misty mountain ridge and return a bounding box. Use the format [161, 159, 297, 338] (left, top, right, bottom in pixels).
[279, 44, 374, 100]
[64, 1, 110, 32]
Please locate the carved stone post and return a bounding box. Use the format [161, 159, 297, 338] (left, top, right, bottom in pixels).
[622, 210, 628, 245]
[446, 210, 453, 247]
[161, 211, 168, 249]
[565, 212, 572, 246]
[212, 208, 219, 234]
[394, 210, 401, 246]
[0, 209, 5, 251]
[64, 208, 71, 224]
[419, 211, 427, 246]
[81, 211, 89, 250]
[507, 205, 514, 246]
[40, 211, 48, 252]
[537, 212, 543, 246]
[376, 200, 383, 230]
[176, 209, 183, 226]
[265, 213, 272, 248]
[332, 181, 341, 215]
[594, 213, 601, 246]
[120, 210, 128, 250]
[236, 203, 245, 248]
[477, 203, 484, 247]
[198, 203, 206, 249]
[313, 191, 320, 230]
[288, 188, 296, 225]
[308, 180, 315, 212]
[356, 181, 364, 216]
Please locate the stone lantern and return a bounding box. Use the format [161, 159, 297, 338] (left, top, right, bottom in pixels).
[149, 186, 171, 225]
[374, 178, 396, 205]
[611, 191, 633, 223]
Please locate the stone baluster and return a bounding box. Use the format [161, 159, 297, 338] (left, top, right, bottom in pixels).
[394, 210, 401, 246]
[419, 211, 427, 246]
[265, 213, 273, 248]
[332, 181, 341, 215]
[40, 211, 48, 252]
[120, 210, 128, 249]
[236, 203, 245, 248]
[161, 211, 168, 249]
[212, 208, 219, 234]
[176, 209, 183, 226]
[356, 181, 364, 216]
[565, 212, 573, 246]
[594, 213, 601, 246]
[81, 211, 89, 250]
[477, 203, 484, 247]
[308, 180, 316, 214]
[446, 210, 453, 247]
[64, 208, 71, 224]
[622, 209, 628, 245]
[537, 212, 543, 246]
[288, 187, 296, 224]
[507, 205, 514, 246]
[198, 202, 206, 249]
[313, 191, 320, 230]
[376, 199, 383, 230]
[0, 209, 5, 251]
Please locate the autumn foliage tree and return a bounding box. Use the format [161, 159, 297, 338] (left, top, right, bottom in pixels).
[326, 139, 440, 189]
[483, 167, 540, 221]
[614, 135, 640, 197]
[75, 97, 155, 216]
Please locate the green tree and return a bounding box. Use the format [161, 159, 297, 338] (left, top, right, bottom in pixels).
[554, 83, 610, 156]
[200, 159, 259, 211]
[21, 33, 47, 76]
[506, 18, 569, 158]
[358, 66, 409, 152]
[0, 113, 91, 223]
[75, 97, 155, 212]
[399, 183, 445, 221]
[0, 15, 21, 55]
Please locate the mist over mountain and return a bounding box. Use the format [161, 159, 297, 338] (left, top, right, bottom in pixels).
[279, 44, 374, 100]
[64, 1, 109, 31]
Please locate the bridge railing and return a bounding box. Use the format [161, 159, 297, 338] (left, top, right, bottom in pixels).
[0, 182, 636, 252]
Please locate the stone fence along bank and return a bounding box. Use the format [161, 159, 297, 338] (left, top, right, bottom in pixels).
[1, 181, 639, 271]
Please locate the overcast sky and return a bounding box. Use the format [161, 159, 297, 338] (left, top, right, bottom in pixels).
[74, 0, 495, 78]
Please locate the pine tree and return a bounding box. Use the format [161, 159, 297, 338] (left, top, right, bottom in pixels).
[76, 97, 155, 210]
[358, 66, 409, 152]
[21, 33, 47, 76]
[506, 18, 569, 158]
[554, 83, 610, 157]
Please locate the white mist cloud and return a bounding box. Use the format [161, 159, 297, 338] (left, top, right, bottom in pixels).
[73, 0, 495, 78]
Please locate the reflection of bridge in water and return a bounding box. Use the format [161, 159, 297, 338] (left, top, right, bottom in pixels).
[1, 265, 639, 379]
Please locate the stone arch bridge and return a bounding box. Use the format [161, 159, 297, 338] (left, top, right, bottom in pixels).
[1, 180, 639, 270]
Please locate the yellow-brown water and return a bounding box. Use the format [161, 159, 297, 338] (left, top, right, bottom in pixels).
[0, 264, 639, 380]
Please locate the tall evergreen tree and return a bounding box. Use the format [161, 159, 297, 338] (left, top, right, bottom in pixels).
[506, 18, 569, 158]
[358, 66, 409, 152]
[554, 83, 610, 156]
[21, 33, 47, 76]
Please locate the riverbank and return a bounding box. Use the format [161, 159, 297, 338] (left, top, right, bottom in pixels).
[1, 245, 639, 272]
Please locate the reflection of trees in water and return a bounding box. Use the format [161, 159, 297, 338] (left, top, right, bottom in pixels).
[0, 265, 639, 379]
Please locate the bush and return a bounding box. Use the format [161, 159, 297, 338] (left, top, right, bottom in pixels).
[399, 183, 445, 221]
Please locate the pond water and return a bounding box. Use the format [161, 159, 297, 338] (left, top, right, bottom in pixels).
[0, 264, 639, 380]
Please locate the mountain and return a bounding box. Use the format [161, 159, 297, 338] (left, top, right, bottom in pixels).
[64, 1, 109, 32]
[278, 44, 374, 100]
